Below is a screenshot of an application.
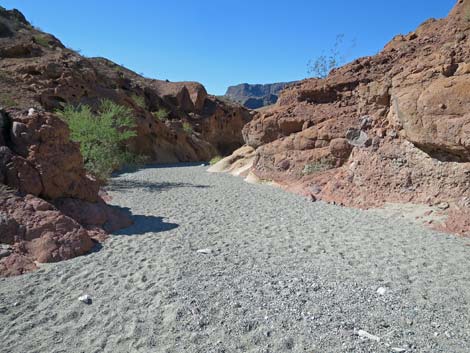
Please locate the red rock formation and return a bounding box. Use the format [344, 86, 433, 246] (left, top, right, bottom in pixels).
[226, 0, 470, 236]
[0, 109, 132, 277]
[2, 109, 99, 201]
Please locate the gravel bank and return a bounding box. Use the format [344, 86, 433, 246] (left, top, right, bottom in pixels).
[1, 164, 469, 353]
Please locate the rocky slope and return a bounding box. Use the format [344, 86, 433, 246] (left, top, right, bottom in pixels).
[215, 0, 470, 236]
[0, 8, 252, 162]
[0, 7, 251, 276]
[225, 82, 296, 109]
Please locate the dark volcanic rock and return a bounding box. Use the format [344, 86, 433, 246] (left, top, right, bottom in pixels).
[225, 82, 296, 109]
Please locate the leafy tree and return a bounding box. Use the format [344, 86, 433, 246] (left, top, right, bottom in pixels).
[58, 99, 138, 180]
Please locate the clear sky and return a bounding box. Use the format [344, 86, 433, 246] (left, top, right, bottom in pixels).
[2, 0, 456, 95]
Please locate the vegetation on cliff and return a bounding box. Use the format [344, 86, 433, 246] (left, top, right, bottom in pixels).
[57, 100, 139, 180]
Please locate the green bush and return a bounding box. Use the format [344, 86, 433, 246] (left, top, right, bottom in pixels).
[33, 35, 50, 48]
[152, 108, 169, 121]
[302, 156, 336, 175]
[131, 94, 146, 109]
[209, 155, 223, 165]
[57, 99, 138, 180]
[182, 122, 193, 134]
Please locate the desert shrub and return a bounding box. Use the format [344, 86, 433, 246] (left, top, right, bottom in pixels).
[302, 156, 336, 175]
[57, 99, 138, 180]
[33, 35, 50, 48]
[307, 34, 355, 78]
[210, 155, 223, 165]
[0, 93, 17, 107]
[182, 122, 193, 134]
[131, 94, 146, 109]
[152, 108, 169, 121]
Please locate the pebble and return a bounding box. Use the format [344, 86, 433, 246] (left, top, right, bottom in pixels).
[437, 202, 449, 210]
[392, 348, 407, 352]
[78, 294, 92, 304]
[196, 248, 213, 254]
[0, 249, 11, 259]
[376, 287, 387, 295]
[357, 329, 380, 342]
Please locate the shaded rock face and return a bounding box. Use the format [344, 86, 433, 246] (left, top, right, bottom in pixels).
[230, 0, 470, 236]
[225, 82, 296, 109]
[0, 10, 252, 163]
[0, 109, 132, 277]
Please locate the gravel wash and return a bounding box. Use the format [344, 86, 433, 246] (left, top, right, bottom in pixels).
[1, 164, 469, 353]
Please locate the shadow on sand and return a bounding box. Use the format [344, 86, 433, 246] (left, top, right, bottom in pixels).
[113, 214, 179, 236]
[107, 179, 210, 193]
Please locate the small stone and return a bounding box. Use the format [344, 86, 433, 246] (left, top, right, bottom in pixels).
[357, 329, 380, 342]
[307, 193, 316, 202]
[360, 115, 373, 130]
[346, 128, 369, 147]
[196, 248, 213, 254]
[376, 287, 387, 295]
[78, 294, 92, 304]
[28, 108, 36, 116]
[437, 202, 449, 210]
[0, 249, 11, 259]
[392, 348, 406, 353]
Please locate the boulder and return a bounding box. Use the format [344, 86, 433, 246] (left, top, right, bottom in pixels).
[5, 109, 99, 201]
[0, 190, 95, 277]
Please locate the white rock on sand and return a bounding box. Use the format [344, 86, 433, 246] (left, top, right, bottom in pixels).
[357, 329, 380, 342]
[376, 287, 387, 295]
[78, 294, 92, 304]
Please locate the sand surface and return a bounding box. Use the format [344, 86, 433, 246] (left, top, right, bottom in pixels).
[1, 164, 470, 353]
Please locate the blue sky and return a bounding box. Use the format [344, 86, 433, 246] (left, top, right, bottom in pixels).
[2, 0, 456, 94]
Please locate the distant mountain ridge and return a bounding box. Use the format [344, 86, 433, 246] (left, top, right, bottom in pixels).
[225, 82, 296, 109]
